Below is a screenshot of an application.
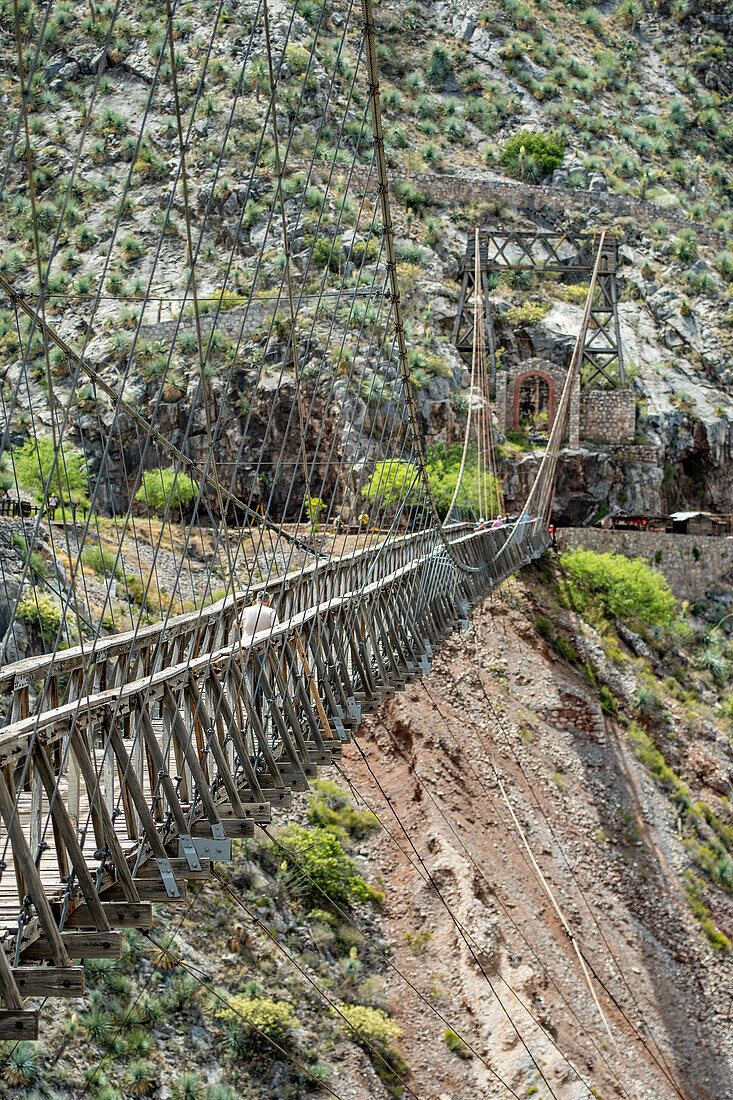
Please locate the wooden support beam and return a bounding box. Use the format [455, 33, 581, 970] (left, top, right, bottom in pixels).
[208, 673, 265, 800]
[33, 744, 111, 932]
[137, 858, 211, 880]
[69, 728, 140, 903]
[215, 802, 271, 823]
[163, 686, 223, 830]
[0, 769, 70, 966]
[185, 679, 244, 816]
[12, 966, 85, 998]
[190, 818, 254, 839]
[63, 902, 152, 930]
[22, 931, 122, 960]
[0, 1010, 38, 1040]
[102, 880, 187, 903]
[137, 707, 191, 837]
[0, 942, 23, 1009]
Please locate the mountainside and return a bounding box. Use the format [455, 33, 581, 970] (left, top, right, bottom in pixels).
[1, 0, 732, 525]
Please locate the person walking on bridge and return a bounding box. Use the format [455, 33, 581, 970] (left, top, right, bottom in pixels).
[237, 591, 279, 724]
[239, 590, 279, 645]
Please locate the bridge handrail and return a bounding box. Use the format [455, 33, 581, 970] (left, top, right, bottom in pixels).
[0, 521, 474, 693]
[0, 523, 546, 762]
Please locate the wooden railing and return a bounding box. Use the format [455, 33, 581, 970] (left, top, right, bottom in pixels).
[0, 520, 549, 1038]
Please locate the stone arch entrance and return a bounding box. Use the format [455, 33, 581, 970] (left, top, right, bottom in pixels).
[513, 370, 555, 433]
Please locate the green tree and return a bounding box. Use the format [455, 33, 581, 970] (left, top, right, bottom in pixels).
[362, 459, 420, 514]
[135, 466, 197, 515]
[12, 437, 89, 505]
[501, 130, 565, 179]
[559, 549, 676, 628]
[424, 443, 502, 518]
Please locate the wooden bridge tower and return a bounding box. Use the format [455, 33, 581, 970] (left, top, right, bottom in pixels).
[452, 229, 624, 390]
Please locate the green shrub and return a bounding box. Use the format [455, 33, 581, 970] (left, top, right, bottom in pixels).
[135, 466, 197, 514]
[425, 44, 453, 86]
[125, 1059, 158, 1096]
[362, 459, 420, 513]
[599, 685, 618, 715]
[276, 823, 383, 909]
[311, 235, 341, 272]
[504, 301, 550, 325]
[307, 779, 379, 839]
[535, 616, 552, 641]
[82, 545, 122, 579]
[559, 548, 675, 627]
[171, 1070, 206, 1100]
[444, 1028, 471, 1058]
[339, 1002, 401, 1045]
[338, 1003, 407, 1096]
[12, 436, 88, 504]
[394, 180, 428, 212]
[5, 1042, 39, 1086]
[215, 994, 299, 1055]
[683, 872, 731, 951]
[17, 591, 63, 642]
[501, 130, 565, 179]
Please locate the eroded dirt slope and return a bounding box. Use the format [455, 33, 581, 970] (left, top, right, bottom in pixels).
[340, 579, 733, 1100]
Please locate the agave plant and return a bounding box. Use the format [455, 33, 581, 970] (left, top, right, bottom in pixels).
[6, 1042, 39, 1086]
[125, 1059, 158, 1097]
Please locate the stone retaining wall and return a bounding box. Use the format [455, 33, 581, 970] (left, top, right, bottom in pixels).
[556, 527, 733, 600]
[304, 161, 722, 245]
[579, 389, 636, 444]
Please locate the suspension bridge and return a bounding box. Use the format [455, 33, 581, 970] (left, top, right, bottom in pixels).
[0, 0, 615, 1041]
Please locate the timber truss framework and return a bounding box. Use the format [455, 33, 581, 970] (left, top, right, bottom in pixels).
[452, 229, 625, 389]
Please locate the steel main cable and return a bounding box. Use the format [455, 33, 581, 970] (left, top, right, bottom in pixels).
[460, 605, 687, 1097]
[0, 275, 320, 558]
[137, 930, 354, 1100]
[210, 868, 423, 1100]
[338, 743, 627, 1099]
[360, 0, 481, 576]
[384, 689, 635, 1100]
[74, 880, 206, 1100]
[257, 828, 524, 1099]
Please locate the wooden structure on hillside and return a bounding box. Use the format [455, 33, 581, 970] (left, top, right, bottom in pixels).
[668, 511, 733, 537]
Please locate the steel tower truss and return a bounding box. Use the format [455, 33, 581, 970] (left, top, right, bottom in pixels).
[452, 229, 624, 388]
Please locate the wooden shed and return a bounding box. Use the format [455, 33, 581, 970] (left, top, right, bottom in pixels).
[667, 511, 733, 536]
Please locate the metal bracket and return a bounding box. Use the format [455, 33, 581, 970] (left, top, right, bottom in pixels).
[13, 674, 29, 691]
[419, 655, 431, 676]
[347, 698, 361, 722]
[332, 715, 347, 741]
[178, 835, 231, 862]
[156, 856, 181, 898]
[178, 833, 202, 871]
[210, 822, 226, 842]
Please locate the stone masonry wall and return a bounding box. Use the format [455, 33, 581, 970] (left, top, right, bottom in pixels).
[556, 527, 733, 600]
[303, 162, 723, 245]
[579, 389, 636, 443]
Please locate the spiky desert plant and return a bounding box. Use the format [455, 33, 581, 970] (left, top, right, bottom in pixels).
[126, 1059, 158, 1096]
[6, 1042, 39, 1086]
